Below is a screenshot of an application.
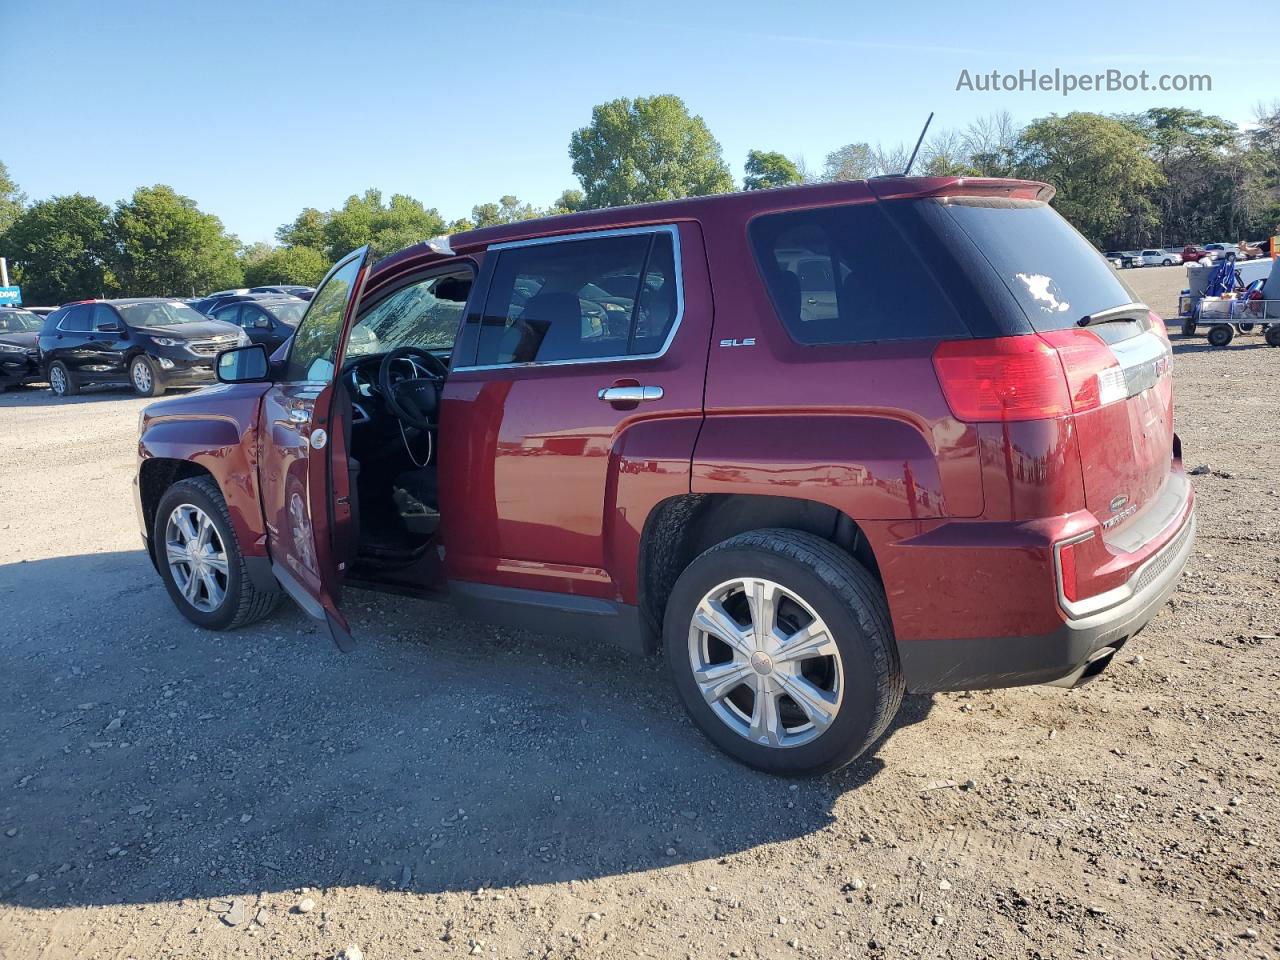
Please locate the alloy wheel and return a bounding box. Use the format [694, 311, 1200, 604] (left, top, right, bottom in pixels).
[686, 577, 844, 749]
[132, 360, 153, 393]
[50, 366, 66, 396]
[164, 503, 229, 613]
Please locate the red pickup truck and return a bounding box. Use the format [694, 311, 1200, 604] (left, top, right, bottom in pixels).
[135, 177, 1195, 774]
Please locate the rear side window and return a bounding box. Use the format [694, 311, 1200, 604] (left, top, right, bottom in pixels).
[59, 305, 92, 332]
[467, 228, 680, 366]
[750, 202, 966, 345]
[926, 198, 1138, 333]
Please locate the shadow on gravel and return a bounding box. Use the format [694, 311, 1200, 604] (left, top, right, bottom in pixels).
[1171, 338, 1273, 356]
[0, 384, 204, 406]
[0, 550, 932, 910]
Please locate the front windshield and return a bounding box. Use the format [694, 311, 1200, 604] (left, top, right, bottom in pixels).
[268, 301, 307, 326]
[0, 310, 41, 333]
[117, 301, 211, 327]
[344, 270, 472, 358]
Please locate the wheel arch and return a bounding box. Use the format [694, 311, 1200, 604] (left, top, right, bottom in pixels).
[637, 493, 879, 647]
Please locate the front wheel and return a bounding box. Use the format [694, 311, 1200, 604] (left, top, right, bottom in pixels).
[154, 477, 281, 630]
[130, 355, 165, 397]
[1207, 324, 1234, 347]
[663, 529, 902, 776]
[47, 361, 80, 397]
[1180, 319, 1196, 336]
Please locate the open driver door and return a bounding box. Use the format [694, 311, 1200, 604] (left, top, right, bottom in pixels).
[257, 246, 372, 651]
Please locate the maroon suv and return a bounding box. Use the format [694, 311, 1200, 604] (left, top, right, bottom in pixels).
[135, 177, 1195, 775]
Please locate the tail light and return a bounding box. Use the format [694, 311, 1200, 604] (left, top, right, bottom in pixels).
[933, 330, 1126, 422]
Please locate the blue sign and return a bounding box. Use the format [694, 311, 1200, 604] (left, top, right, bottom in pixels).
[0, 286, 21, 306]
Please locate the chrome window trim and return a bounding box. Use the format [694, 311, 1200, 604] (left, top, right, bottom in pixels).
[451, 223, 685, 373]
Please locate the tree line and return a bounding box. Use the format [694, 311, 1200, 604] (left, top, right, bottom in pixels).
[2, 94, 1277, 305]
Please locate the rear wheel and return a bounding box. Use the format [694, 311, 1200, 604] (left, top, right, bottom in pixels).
[663, 529, 902, 776]
[154, 477, 281, 630]
[1237, 322, 1255, 333]
[1266, 325, 1280, 348]
[1180, 319, 1196, 336]
[47, 361, 79, 397]
[130, 355, 165, 397]
[1207, 324, 1234, 347]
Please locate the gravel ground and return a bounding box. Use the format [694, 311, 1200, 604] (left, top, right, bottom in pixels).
[1, 270, 1277, 959]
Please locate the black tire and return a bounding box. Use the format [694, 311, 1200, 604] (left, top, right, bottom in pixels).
[153, 476, 281, 630]
[1207, 324, 1234, 347]
[1162, 259, 1173, 266]
[1180, 319, 1196, 337]
[130, 355, 165, 397]
[1266, 325, 1280, 348]
[47, 361, 80, 397]
[663, 529, 903, 776]
[1237, 322, 1255, 333]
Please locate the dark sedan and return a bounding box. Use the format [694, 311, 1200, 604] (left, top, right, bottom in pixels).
[208, 296, 307, 353]
[0, 308, 44, 390]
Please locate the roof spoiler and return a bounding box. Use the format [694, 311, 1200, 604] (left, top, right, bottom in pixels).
[869, 177, 1055, 203]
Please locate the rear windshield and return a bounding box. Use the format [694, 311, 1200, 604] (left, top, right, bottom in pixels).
[929, 198, 1138, 332]
[117, 301, 210, 326]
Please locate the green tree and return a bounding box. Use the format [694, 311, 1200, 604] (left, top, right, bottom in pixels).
[548, 188, 586, 214]
[243, 245, 331, 287]
[744, 150, 802, 190]
[2, 194, 114, 303]
[318, 190, 447, 261]
[1012, 112, 1163, 248]
[0, 160, 26, 237]
[471, 195, 538, 228]
[569, 94, 734, 208]
[111, 185, 242, 296]
[275, 207, 330, 251]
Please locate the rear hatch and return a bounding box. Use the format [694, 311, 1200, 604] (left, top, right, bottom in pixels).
[915, 196, 1175, 532]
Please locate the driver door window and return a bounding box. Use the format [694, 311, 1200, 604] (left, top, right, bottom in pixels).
[343, 268, 473, 358]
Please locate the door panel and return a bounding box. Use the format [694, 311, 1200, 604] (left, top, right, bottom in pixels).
[439, 223, 713, 600]
[256, 247, 370, 648]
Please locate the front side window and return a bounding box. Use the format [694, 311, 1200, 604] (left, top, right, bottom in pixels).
[344, 269, 473, 358]
[468, 228, 680, 366]
[751, 202, 966, 345]
[284, 254, 363, 382]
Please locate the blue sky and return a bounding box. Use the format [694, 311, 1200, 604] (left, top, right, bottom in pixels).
[3, 0, 1274, 245]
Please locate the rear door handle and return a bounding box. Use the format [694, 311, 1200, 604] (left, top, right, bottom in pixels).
[597, 386, 663, 403]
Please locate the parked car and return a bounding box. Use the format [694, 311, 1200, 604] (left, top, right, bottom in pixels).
[1180, 245, 1214, 264]
[1202, 243, 1238, 260]
[1104, 250, 1138, 268]
[135, 176, 1195, 775]
[188, 291, 277, 316]
[0, 307, 44, 390]
[1136, 249, 1181, 267]
[208, 296, 307, 353]
[248, 284, 316, 300]
[40, 298, 247, 398]
[22, 306, 61, 318]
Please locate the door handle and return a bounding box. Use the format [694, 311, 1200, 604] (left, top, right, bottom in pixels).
[597, 385, 663, 404]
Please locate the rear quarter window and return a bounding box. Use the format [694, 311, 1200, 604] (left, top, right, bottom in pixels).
[750, 201, 968, 345]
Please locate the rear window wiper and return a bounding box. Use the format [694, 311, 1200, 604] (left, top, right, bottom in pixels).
[1077, 302, 1150, 328]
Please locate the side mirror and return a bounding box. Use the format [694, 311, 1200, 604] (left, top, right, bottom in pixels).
[216, 343, 271, 383]
[97, 321, 123, 333]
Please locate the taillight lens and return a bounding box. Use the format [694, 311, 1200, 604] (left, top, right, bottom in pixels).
[933, 330, 1126, 422]
[931, 336, 1071, 422]
[1058, 540, 1080, 603]
[1040, 329, 1127, 412]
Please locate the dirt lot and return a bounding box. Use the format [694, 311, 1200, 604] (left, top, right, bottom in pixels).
[1, 265, 1277, 960]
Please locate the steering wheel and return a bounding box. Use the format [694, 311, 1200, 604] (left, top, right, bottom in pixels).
[378, 346, 448, 430]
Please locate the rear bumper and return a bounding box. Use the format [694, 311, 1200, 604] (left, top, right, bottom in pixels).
[899, 506, 1195, 693]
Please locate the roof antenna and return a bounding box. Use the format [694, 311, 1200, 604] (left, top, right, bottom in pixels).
[902, 112, 934, 176]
